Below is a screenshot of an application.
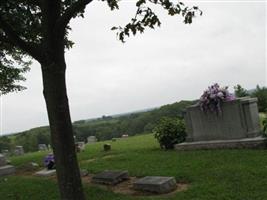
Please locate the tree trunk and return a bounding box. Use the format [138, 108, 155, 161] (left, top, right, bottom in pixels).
[41, 60, 85, 200]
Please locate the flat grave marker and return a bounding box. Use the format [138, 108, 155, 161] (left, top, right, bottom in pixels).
[35, 169, 56, 177]
[0, 154, 15, 177]
[133, 176, 177, 194]
[92, 170, 129, 185]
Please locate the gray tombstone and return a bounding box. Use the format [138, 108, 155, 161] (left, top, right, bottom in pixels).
[38, 144, 48, 151]
[0, 154, 15, 176]
[92, 170, 129, 185]
[133, 176, 177, 194]
[176, 97, 265, 150]
[185, 98, 261, 141]
[76, 142, 85, 152]
[14, 146, 24, 156]
[121, 134, 129, 138]
[1, 149, 9, 157]
[0, 154, 6, 166]
[35, 169, 56, 177]
[103, 143, 111, 151]
[87, 136, 97, 144]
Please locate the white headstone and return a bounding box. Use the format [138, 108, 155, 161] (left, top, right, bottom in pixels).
[87, 136, 97, 143]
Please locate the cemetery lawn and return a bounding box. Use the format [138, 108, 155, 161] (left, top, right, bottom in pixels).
[1, 134, 267, 200]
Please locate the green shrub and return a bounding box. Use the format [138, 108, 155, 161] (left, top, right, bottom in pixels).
[153, 117, 186, 149]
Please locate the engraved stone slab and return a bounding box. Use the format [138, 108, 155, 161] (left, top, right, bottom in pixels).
[185, 98, 261, 142]
[35, 169, 56, 177]
[103, 144, 111, 151]
[0, 165, 15, 176]
[87, 136, 97, 144]
[38, 144, 48, 151]
[133, 176, 177, 194]
[14, 146, 24, 156]
[76, 142, 85, 152]
[0, 154, 6, 166]
[92, 170, 129, 185]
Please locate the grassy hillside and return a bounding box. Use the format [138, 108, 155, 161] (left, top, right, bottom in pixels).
[0, 100, 195, 152]
[2, 134, 267, 200]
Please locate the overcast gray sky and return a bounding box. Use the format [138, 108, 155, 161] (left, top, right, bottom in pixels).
[1, 0, 266, 135]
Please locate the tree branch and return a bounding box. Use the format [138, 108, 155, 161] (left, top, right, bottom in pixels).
[0, 15, 43, 62]
[55, 0, 94, 36]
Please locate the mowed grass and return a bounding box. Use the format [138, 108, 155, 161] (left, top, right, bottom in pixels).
[1, 134, 267, 200]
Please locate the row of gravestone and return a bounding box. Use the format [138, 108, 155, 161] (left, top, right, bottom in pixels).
[92, 170, 177, 194]
[35, 168, 177, 194]
[2, 146, 24, 157]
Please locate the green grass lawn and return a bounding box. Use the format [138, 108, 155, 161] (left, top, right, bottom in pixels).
[2, 134, 267, 200]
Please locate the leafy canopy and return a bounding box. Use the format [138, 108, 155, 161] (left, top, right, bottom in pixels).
[0, 0, 201, 94]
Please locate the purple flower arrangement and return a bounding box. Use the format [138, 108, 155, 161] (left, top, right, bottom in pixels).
[44, 153, 55, 169]
[199, 83, 235, 114]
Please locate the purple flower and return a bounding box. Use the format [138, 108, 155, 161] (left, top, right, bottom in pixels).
[198, 83, 235, 114]
[44, 154, 55, 167]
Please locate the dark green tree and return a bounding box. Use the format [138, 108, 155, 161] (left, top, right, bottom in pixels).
[0, 136, 11, 152]
[252, 85, 267, 112]
[234, 84, 249, 98]
[0, 1, 200, 199]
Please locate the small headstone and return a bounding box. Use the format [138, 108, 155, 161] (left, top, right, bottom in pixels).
[103, 143, 111, 151]
[35, 169, 56, 177]
[0, 165, 15, 176]
[0, 154, 15, 176]
[87, 136, 97, 144]
[80, 169, 88, 177]
[0, 154, 6, 166]
[76, 142, 85, 152]
[133, 176, 177, 194]
[38, 144, 48, 151]
[92, 170, 129, 185]
[14, 146, 24, 156]
[122, 134, 128, 138]
[30, 162, 39, 167]
[2, 149, 9, 157]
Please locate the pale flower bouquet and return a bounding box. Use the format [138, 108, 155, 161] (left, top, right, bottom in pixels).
[199, 83, 235, 114]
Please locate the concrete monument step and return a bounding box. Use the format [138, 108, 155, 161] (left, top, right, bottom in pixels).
[133, 176, 177, 194]
[92, 170, 129, 185]
[175, 136, 267, 150]
[0, 165, 15, 176]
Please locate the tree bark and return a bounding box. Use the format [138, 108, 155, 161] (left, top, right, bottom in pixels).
[41, 60, 85, 200]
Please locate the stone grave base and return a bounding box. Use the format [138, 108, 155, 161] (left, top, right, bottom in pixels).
[175, 136, 267, 150]
[35, 169, 56, 177]
[133, 176, 177, 194]
[92, 170, 129, 185]
[0, 165, 15, 176]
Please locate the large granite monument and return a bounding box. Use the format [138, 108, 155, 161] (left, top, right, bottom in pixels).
[176, 98, 266, 150]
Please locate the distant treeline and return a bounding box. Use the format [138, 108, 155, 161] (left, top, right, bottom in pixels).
[0, 100, 195, 153]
